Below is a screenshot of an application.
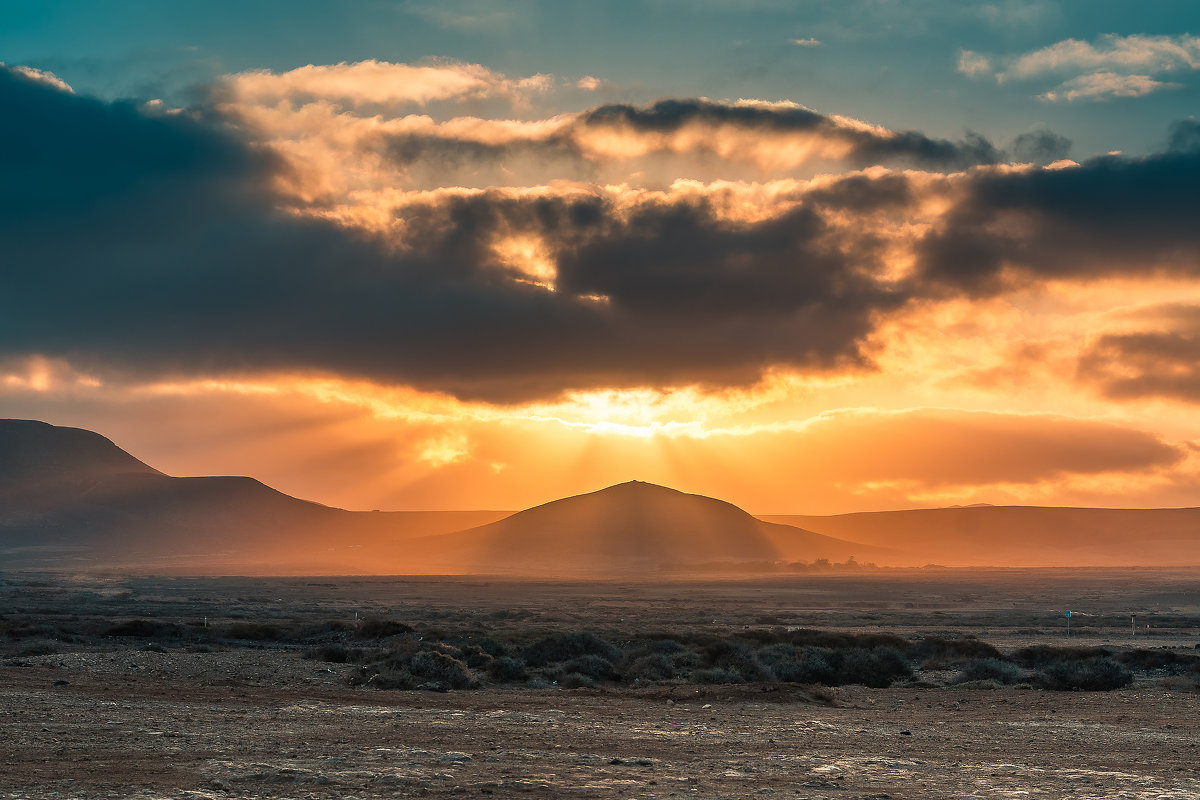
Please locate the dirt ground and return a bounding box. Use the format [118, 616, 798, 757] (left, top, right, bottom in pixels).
[2, 569, 1199, 799]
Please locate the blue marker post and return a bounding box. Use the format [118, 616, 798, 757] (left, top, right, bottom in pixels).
[1065, 609, 1071, 637]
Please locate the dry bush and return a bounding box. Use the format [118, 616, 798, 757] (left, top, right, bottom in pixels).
[1012, 645, 1111, 668]
[486, 655, 527, 682]
[104, 619, 184, 639]
[787, 629, 910, 651]
[522, 632, 621, 667]
[759, 644, 838, 685]
[16, 639, 58, 656]
[1118, 648, 1200, 673]
[837, 647, 913, 688]
[703, 639, 773, 683]
[909, 636, 1002, 668]
[302, 644, 367, 663]
[354, 618, 414, 639]
[408, 650, 477, 690]
[1160, 675, 1200, 692]
[952, 658, 1026, 685]
[626, 652, 676, 682]
[223, 622, 286, 641]
[1035, 656, 1132, 691]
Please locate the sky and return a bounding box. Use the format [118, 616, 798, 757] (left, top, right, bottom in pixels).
[2, 1, 1200, 514]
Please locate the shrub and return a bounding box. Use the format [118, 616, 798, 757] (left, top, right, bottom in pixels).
[760, 644, 838, 685]
[407, 650, 477, 690]
[355, 618, 413, 639]
[704, 640, 772, 682]
[486, 656, 528, 682]
[692, 667, 739, 684]
[104, 620, 183, 639]
[626, 653, 675, 682]
[1012, 645, 1110, 668]
[564, 654, 618, 680]
[223, 622, 286, 641]
[909, 637, 1002, 667]
[952, 658, 1026, 685]
[837, 647, 913, 688]
[456, 644, 494, 669]
[787, 630, 910, 651]
[1118, 649, 1200, 673]
[559, 672, 595, 689]
[17, 640, 58, 656]
[1036, 656, 1132, 691]
[523, 632, 621, 667]
[1160, 675, 1200, 693]
[302, 644, 362, 663]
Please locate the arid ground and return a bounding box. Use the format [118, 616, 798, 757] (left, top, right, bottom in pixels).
[2, 569, 1198, 799]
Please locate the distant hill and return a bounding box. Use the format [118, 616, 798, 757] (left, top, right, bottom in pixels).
[0, 420, 507, 572]
[6, 419, 1198, 573]
[760, 506, 1200, 567]
[407, 481, 885, 575]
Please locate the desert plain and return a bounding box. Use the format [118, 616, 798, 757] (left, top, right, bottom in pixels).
[2, 568, 1198, 800]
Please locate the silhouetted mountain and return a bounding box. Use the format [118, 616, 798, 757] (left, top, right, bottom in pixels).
[760, 506, 1200, 566]
[411, 481, 882, 575]
[0, 420, 506, 572]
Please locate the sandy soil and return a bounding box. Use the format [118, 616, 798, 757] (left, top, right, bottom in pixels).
[3, 569, 1198, 798]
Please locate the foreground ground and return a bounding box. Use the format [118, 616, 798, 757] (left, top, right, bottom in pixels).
[2, 569, 1198, 798]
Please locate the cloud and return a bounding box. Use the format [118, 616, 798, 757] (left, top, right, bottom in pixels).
[765, 408, 1184, 488]
[916, 134, 1200, 292]
[1004, 34, 1200, 80]
[1038, 72, 1180, 102]
[1077, 303, 1200, 403]
[971, 34, 1200, 102]
[957, 50, 994, 78]
[0, 66, 915, 402]
[2, 62, 1196, 407]
[5, 64, 73, 93]
[215, 59, 551, 109]
[792, 38, 822, 47]
[1008, 128, 1071, 164]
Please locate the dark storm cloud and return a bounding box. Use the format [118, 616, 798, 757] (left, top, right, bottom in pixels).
[1009, 129, 1072, 165]
[0, 67, 907, 401]
[916, 130, 1200, 293]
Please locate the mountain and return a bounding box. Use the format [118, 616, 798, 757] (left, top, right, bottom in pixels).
[760, 506, 1200, 567]
[406, 480, 885, 575]
[0, 420, 507, 572]
[7, 419, 1197, 573]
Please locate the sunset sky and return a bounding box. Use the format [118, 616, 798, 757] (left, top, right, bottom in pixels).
[3, 1, 1200, 514]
